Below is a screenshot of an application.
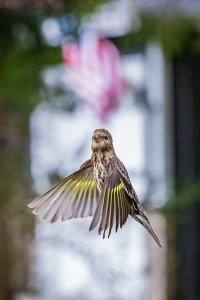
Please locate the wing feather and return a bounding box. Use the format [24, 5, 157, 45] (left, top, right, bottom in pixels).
[108, 188, 114, 238]
[89, 185, 105, 230]
[114, 158, 161, 247]
[103, 189, 112, 237]
[89, 162, 130, 237]
[28, 165, 98, 222]
[115, 188, 119, 232]
[73, 177, 89, 218]
[99, 188, 109, 235]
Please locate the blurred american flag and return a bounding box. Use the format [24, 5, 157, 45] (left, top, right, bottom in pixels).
[62, 33, 126, 121]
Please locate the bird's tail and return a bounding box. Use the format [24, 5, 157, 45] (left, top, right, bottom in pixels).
[130, 209, 162, 248]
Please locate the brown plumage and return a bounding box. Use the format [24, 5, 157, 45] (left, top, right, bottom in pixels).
[28, 128, 161, 247]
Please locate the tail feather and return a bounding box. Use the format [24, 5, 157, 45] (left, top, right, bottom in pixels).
[131, 210, 162, 248]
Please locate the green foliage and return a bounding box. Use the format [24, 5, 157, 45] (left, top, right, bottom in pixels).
[113, 13, 200, 55]
[0, 9, 60, 116]
[63, 0, 107, 16]
[163, 180, 200, 214]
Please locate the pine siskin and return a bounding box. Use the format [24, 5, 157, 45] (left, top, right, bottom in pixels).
[28, 128, 161, 247]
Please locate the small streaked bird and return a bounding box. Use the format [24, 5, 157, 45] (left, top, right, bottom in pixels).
[28, 128, 161, 247]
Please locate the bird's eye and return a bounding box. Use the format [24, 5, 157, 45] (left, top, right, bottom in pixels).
[104, 136, 108, 140]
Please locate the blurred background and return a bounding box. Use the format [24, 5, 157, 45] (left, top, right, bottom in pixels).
[0, 0, 200, 300]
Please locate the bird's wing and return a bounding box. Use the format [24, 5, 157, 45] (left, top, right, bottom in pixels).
[89, 161, 131, 238]
[28, 162, 99, 223]
[114, 158, 140, 213]
[114, 157, 162, 248]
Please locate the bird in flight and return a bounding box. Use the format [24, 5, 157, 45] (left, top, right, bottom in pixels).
[28, 128, 161, 247]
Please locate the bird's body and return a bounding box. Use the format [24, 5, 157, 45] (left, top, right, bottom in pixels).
[92, 148, 114, 192]
[28, 128, 161, 247]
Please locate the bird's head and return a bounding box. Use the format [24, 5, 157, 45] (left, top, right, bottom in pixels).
[92, 129, 114, 152]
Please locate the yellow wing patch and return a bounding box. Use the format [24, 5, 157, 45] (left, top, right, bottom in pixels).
[75, 178, 95, 190]
[113, 182, 124, 193]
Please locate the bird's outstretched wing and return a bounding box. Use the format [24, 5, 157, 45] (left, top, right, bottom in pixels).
[28, 161, 98, 223]
[89, 161, 131, 238]
[115, 157, 162, 248]
[90, 159, 161, 247]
